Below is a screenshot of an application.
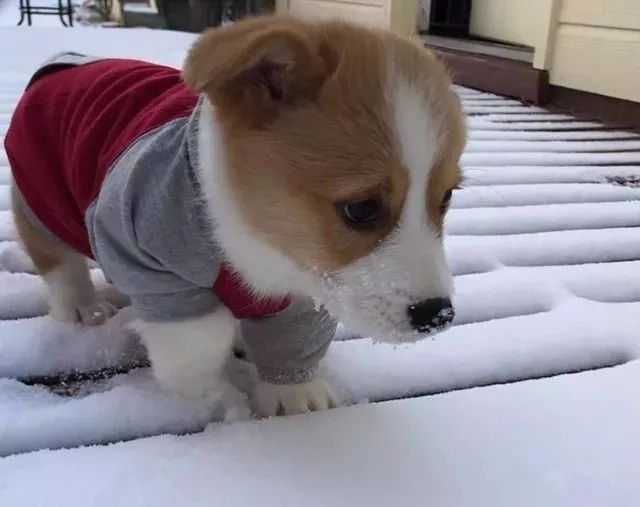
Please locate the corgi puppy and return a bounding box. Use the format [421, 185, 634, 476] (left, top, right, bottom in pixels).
[5, 16, 465, 416]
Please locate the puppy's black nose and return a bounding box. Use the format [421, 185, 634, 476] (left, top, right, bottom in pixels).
[408, 298, 454, 332]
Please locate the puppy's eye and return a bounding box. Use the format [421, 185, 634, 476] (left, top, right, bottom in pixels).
[439, 189, 453, 214]
[340, 199, 383, 228]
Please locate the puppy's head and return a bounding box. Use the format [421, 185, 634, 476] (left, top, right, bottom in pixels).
[184, 16, 466, 342]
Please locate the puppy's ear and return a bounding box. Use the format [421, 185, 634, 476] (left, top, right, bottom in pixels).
[183, 17, 332, 127]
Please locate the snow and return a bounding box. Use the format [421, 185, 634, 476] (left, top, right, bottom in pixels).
[0, 268, 128, 319]
[0, 306, 140, 379]
[470, 113, 576, 122]
[466, 139, 640, 152]
[463, 98, 525, 106]
[469, 129, 639, 140]
[467, 119, 614, 130]
[0, 371, 224, 456]
[447, 201, 640, 235]
[448, 228, 640, 266]
[453, 183, 640, 207]
[462, 150, 640, 166]
[463, 165, 640, 186]
[0, 210, 15, 239]
[464, 105, 548, 114]
[1, 362, 639, 507]
[1, 23, 640, 506]
[0, 26, 194, 73]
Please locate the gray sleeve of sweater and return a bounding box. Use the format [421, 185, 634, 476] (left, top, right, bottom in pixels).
[86, 118, 223, 323]
[240, 295, 337, 384]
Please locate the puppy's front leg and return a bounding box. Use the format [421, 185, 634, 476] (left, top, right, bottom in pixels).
[136, 306, 236, 399]
[241, 295, 338, 416]
[253, 377, 339, 416]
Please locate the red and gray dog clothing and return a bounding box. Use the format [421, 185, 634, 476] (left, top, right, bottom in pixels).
[5, 53, 335, 384]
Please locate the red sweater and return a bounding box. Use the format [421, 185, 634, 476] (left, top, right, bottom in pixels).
[5, 56, 289, 319]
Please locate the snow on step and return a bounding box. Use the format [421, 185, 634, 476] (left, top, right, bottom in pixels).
[0, 73, 30, 83]
[464, 105, 548, 114]
[0, 184, 9, 209]
[466, 139, 640, 153]
[0, 271, 57, 319]
[453, 183, 640, 208]
[469, 129, 640, 141]
[461, 98, 524, 106]
[0, 87, 27, 95]
[447, 201, 640, 235]
[475, 113, 577, 122]
[0, 210, 15, 240]
[0, 370, 220, 457]
[329, 299, 639, 401]
[447, 227, 640, 267]
[0, 241, 35, 273]
[463, 151, 640, 166]
[452, 270, 557, 325]
[0, 307, 142, 380]
[463, 165, 640, 186]
[523, 260, 640, 303]
[2, 298, 639, 457]
[0, 270, 128, 320]
[0, 150, 8, 168]
[453, 87, 496, 98]
[0, 167, 11, 184]
[455, 262, 640, 312]
[0, 119, 14, 131]
[0, 241, 99, 275]
[2, 361, 639, 506]
[467, 120, 614, 131]
[481, 151, 640, 168]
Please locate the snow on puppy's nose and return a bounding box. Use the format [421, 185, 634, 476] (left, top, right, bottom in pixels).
[407, 297, 454, 333]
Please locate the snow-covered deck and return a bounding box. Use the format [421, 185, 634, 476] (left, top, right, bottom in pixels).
[1, 25, 639, 506]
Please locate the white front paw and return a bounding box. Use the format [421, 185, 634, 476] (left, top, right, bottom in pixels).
[156, 373, 250, 421]
[49, 298, 117, 325]
[153, 365, 224, 400]
[253, 378, 339, 416]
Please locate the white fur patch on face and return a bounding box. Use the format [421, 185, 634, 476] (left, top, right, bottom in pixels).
[313, 65, 454, 342]
[197, 99, 316, 297]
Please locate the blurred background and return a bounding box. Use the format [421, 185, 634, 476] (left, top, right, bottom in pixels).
[2, 0, 638, 128]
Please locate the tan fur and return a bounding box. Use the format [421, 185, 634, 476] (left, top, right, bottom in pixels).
[186, 16, 466, 271]
[11, 182, 67, 275]
[183, 16, 333, 129]
[427, 91, 466, 234]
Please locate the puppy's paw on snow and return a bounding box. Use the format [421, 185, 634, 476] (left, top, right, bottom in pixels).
[153, 367, 226, 401]
[253, 378, 339, 416]
[217, 381, 252, 422]
[49, 299, 117, 326]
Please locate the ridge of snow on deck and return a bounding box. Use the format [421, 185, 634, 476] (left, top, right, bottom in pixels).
[0, 27, 639, 506]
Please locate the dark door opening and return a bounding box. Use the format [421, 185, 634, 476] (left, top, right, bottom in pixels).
[428, 0, 472, 37]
